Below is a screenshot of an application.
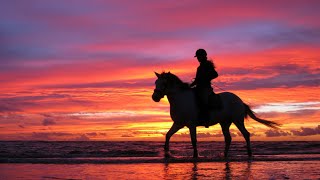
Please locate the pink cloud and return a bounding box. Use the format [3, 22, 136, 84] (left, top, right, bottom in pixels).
[42, 118, 56, 126]
[291, 125, 320, 136]
[265, 130, 291, 137]
[1, 0, 320, 141]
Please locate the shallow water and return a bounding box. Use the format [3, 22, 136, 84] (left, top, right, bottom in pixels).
[1, 141, 319, 159]
[0, 141, 319, 179]
[0, 161, 319, 179]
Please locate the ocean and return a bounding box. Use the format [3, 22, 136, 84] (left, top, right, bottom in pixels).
[0, 141, 319, 179]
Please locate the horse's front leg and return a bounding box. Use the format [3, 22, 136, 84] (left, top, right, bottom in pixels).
[164, 123, 183, 158]
[189, 125, 198, 158]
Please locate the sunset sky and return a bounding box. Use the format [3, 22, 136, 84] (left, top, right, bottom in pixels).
[1, 0, 319, 141]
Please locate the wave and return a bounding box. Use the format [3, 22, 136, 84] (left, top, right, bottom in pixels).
[1, 154, 320, 164]
[1, 141, 319, 164]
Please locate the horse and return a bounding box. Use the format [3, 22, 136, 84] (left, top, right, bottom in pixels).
[152, 71, 280, 158]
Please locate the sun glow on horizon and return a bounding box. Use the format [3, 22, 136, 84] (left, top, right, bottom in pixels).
[0, 1, 319, 141]
[254, 102, 320, 113]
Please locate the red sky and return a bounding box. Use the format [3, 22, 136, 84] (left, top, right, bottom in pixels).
[0, 0, 319, 141]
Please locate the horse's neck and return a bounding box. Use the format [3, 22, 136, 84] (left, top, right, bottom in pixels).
[166, 87, 191, 105]
[166, 87, 181, 105]
[166, 86, 197, 123]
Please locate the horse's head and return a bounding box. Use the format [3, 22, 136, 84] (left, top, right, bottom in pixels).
[152, 72, 168, 102]
[152, 71, 189, 102]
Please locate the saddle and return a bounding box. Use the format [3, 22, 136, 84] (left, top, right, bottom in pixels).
[208, 92, 223, 110]
[192, 90, 223, 111]
[193, 90, 223, 128]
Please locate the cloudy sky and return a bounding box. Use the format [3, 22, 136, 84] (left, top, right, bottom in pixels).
[0, 0, 319, 141]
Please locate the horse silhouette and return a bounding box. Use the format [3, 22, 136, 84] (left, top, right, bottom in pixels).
[152, 72, 280, 158]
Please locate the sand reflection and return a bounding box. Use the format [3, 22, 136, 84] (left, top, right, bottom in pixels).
[163, 161, 252, 179]
[0, 161, 319, 179]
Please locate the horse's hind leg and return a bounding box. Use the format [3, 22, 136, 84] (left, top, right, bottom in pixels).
[220, 122, 232, 158]
[234, 120, 252, 157]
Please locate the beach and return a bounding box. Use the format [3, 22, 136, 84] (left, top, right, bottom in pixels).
[0, 141, 319, 179]
[1, 161, 320, 179]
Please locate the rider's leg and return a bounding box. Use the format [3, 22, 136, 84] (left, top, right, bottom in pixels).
[198, 88, 210, 127]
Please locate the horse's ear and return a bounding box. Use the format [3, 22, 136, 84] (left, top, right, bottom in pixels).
[154, 72, 160, 78]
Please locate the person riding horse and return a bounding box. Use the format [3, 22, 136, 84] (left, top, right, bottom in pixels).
[190, 49, 218, 126]
[152, 72, 280, 158]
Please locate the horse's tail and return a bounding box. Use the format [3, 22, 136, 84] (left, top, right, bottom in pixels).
[244, 103, 281, 129]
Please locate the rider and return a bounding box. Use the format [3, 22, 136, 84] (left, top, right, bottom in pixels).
[190, 49, 218, 127]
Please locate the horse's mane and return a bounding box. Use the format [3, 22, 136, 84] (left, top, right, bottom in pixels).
[161, 72, 190, 90]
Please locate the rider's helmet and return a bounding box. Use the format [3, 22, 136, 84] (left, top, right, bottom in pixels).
[194, 49, 207, 57]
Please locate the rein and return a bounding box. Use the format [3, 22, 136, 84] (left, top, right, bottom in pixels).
[154, 73, 190, 98]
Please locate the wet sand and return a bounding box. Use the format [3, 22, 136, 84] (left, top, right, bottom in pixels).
[1, 161, 319, 179]
[1, 141, 319, 179]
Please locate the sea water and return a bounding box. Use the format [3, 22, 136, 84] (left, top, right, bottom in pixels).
[0, 141, 319, 179]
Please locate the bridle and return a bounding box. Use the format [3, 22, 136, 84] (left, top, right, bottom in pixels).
[153, 77, 168, 98]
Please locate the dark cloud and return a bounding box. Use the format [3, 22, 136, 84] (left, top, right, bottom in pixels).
[18, 125, 25, 128]
[31, 132, 90, 141]
[31, 132, 69, 140]
[0, 104, 21, 113]
[219, 64, 320, 90]
[1, 0, 320, 66]
[86, 132, 98, 136]
[0, 94, 68, 113]
[41, 78, 154, 89]
[32, 132, 72, 137]
[255, 26, 320, 48]
[211, 132, 238, 138]
[265, 129, 291, 137]
[121, 134, 134, 138]
[42, 118, 56, 126]
[99, 132, 107, 136]
[31, 133, 50, 140]
[73, 134, 90, 141]
[1, 1, 320, 142]
[3, 94, 70, 102]
[237, 132, 260, 137]
[0, 101, 38, 114]
[221, 63, 317, 76]
[0, 113, 28, 125]
[291, 125, 320, 136]
[0, 93, 95, 115]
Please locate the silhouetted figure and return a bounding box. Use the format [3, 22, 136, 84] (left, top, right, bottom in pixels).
[152, 72, 280, 158]
[190, 49, 218, 127]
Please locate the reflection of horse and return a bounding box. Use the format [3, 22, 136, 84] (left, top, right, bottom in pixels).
[163, 161, 252, 179]
[152, 72, 280, 158]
